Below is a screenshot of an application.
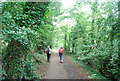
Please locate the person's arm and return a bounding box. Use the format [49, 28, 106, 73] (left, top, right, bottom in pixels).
[49, 48, 52, 54]
[49, 48, 51, 51]
[63, 49, 65, 54]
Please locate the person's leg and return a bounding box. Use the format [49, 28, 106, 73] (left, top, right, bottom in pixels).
[48, 54, 50, 62]
[60, 53, 62, 62]
[47, 53, 49, 61]
[61, 54, 63, 63]
[62, 54, 64, 62]
[49, 54, 51, 62]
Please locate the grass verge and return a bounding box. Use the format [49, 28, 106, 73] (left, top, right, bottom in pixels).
[66, 53, 110, 80]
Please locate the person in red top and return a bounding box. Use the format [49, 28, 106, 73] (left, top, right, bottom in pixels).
[59, 47, 64, 63]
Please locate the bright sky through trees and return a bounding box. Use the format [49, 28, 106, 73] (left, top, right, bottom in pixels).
[61, 0, 75, 9]
[1, 0, 6, 2]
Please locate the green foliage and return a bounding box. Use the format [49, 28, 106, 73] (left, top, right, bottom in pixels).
[1, 2, 50, 80]
[68, 53, 107, 79]
[1, 1, 119, 80]
[53, 1, 120, 80]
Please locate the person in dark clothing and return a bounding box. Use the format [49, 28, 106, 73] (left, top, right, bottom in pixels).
[45, 46, 52, 62]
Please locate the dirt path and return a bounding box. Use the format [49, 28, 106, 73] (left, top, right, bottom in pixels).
[36, 49, 89, 79]
[45, 51, 68, 79]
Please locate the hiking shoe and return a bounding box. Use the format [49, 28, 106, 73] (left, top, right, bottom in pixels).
[60, 60, 63, 63]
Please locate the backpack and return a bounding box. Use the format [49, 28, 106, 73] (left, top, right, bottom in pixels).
[46, 48, 50, 53]
[59, 49, 64, 53]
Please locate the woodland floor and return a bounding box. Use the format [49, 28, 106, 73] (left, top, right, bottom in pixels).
[35, 49, 90, 79]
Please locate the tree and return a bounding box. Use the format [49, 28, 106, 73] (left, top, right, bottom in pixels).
[2, 2, 50, 79]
